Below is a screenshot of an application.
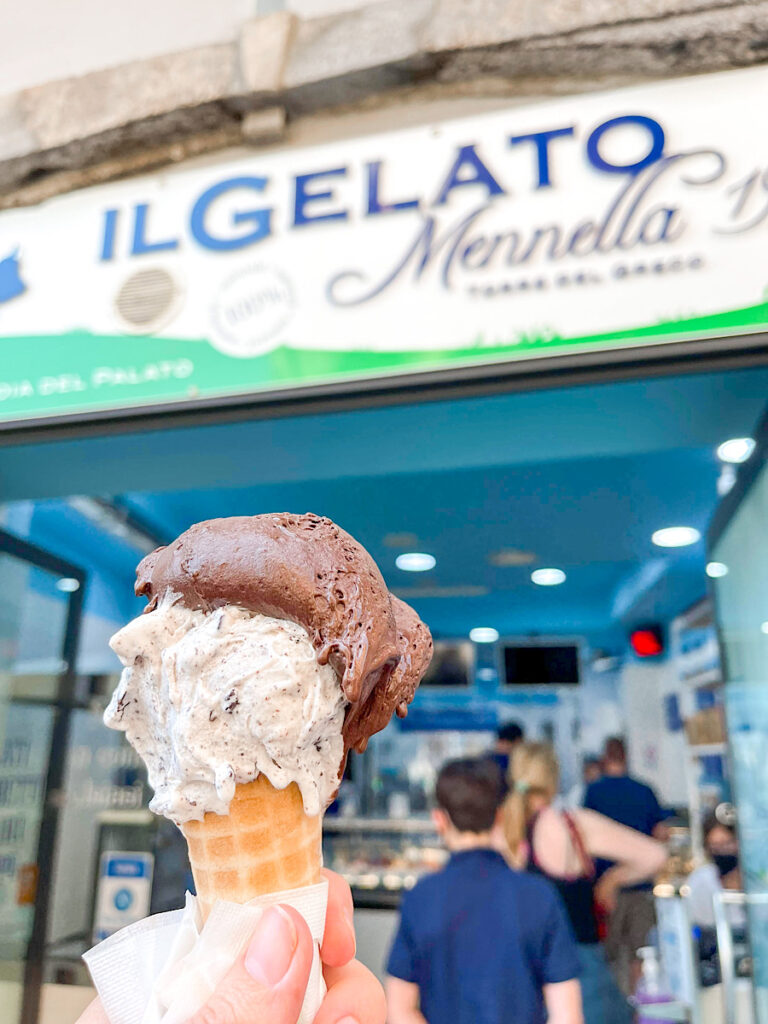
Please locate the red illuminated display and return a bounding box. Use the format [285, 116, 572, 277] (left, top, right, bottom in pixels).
[630, 628, 664, 657]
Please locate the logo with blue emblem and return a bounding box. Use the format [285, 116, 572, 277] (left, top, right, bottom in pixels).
[0, 249, 26, 304]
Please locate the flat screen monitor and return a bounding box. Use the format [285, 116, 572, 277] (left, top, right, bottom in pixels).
[503, 644, 580, 686]
[420, 641, 473, 687]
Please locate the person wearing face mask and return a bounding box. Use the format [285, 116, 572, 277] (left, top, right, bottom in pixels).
[686, 814, 745, 928]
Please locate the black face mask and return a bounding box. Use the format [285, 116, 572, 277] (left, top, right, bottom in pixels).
[713, 853, 739, 877]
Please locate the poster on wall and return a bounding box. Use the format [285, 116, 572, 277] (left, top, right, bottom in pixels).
[2, 65, 768, 425]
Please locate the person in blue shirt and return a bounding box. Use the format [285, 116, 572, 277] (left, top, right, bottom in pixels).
[583, 737, 670, 992]
[583, 738, 668, 840]
[386, 757, 582, 1024]
[496, 720, 525, 759]
[489, 720, 525, 790]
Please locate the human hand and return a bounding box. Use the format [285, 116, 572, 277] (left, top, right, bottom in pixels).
[77, 869, 386, 1024]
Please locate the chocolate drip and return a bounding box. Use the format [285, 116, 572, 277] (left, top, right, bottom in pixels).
[135, 513, 432, 754]
[344, 596, 434, 752]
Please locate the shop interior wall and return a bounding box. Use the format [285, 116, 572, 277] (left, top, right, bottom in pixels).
[620, 657, 688, 806]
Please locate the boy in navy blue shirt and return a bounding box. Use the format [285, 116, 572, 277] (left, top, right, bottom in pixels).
[386, 758, 582, 1024]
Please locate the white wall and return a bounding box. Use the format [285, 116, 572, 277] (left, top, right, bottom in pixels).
[2, 0, 255, 95]
[621, 658, 687, 807]
[1, 0, 386, 96]
[576, 667, 625, 758]
[284, 0, 382, 15]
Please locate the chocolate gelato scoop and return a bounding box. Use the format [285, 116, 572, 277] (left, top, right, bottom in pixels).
[135, 513, 432, 753]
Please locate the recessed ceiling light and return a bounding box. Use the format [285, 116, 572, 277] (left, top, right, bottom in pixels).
[469, 627, 499, 643]
[531, 568, 566, 586]
[488, 548, 536, 567]
[706, 562, 729, 579]
[761, 621, 768, 635]
[395, 552, 436, 572]
[717, 437, 756, 464]
[56, 577, 81, 593]
[651, 526, 701, 548]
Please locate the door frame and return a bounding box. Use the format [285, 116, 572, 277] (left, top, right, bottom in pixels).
[0, 529, 86, 1024]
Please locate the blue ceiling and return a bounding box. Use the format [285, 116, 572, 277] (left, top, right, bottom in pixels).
[115, 447, 717, 647]
[5, 365, 768, 652]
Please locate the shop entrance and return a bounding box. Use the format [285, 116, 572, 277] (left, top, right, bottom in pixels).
[0, 531, 84, 1024]
[1, 359, 768, 1024]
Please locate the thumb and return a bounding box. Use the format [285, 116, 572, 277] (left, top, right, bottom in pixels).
[188, 905, 313, 1024]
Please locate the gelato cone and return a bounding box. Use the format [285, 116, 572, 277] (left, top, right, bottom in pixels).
[104, 513, 433, 918]
[181, 777, 322, 920]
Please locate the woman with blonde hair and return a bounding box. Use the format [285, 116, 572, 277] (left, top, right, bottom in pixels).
[504, 743, 667, 1024]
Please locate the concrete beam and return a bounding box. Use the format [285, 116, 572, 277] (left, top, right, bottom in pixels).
[1, 0, 766, 205]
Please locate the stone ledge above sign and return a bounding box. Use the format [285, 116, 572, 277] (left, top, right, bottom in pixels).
[3, 0, 768, 206]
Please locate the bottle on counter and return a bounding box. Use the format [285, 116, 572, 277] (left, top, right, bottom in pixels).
[634, 946, 676, 1024]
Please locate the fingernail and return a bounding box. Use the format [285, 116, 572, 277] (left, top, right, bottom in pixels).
[335, 1018, 360, 1024]
[245, 906, 298, 986]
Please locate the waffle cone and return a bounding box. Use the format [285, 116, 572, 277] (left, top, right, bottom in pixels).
[181, 775, 322, 919]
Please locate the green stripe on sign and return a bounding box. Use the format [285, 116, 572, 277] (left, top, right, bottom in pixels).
[1, 299, 767, 422]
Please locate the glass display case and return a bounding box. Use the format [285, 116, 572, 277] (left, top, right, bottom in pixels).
[323, 817, 445, 908]
[322, 725, 495, 906]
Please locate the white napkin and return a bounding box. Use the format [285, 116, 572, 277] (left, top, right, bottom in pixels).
[83, 880, 329, 1024]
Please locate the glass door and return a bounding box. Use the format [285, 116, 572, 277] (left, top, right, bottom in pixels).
[0, 530, 84, 1024]
[710, 432, 768, 1024]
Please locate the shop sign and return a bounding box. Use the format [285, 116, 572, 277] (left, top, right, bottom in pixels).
[2, 66, 768, 424]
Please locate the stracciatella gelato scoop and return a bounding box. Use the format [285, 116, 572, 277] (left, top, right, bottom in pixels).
[106, 594, 346, 821]
[104, 513, 433, 824]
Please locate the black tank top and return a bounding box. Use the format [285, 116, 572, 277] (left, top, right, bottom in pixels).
[526, 811, 600, 945]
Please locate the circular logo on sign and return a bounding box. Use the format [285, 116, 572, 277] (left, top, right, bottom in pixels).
[210, 266, 295, 358]
[114, 887, 134, 911]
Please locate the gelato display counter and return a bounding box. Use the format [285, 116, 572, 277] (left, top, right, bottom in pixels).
[323, 817, 445, 909]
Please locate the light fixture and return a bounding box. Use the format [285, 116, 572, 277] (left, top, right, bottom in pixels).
[469, 627, 499, 643]
[761, 622, 768, 635]
[395, 552, 436, 572]
[717, 437, 756, 464]
[706, 562, 729, 579]
[651, 526, 701, 548]
[531, 568, 566, 586]
[56, 577, 81, 593]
